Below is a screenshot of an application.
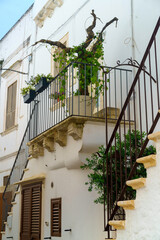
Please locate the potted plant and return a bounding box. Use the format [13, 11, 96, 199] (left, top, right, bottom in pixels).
[34, 74, 53, 93]
[21, 86, 36, 104]
[21, 73, 53, 103]
[49, 91, 65, 102]
[33, 10, 118, 104]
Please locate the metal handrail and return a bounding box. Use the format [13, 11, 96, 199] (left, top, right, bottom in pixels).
[105, 17, 160, 237]
[1, 102, 38, 231]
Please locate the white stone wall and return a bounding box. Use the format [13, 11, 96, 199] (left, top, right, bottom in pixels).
[116, 138, 160, 240]
[0, 0, 160, 239]
[0, 7, 34, 187]
[2, 121, 106, 240]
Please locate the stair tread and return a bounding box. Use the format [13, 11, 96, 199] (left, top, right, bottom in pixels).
[117, 200, 135, 210]
[148, 131, 160, 142]
[136, 155, 156, 168]
[15, 191, 20, 194]
[109, 220, 125, 230]
[23, 168, 29, 172]
[126, 178, 146, 189]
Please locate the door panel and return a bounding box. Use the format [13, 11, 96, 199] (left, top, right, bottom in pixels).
[21, 183, 42, 240]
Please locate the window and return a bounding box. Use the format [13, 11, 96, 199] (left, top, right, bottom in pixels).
[54, 41, 67, 76]
[51, 33, 69, 77]
[21, 182, 42, 240]
[3, 175, 9, 186]
[6, 81, 17, 130]
[51, 198, 61, 237]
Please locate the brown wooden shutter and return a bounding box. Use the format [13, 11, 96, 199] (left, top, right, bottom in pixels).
[21, 187, 31, 240]
[6, 81, 17, 130]
[31, 184, 41, 240]
[1, 191, 12, 232]
[51, 198, 61, 237]
[21, 182, 42, 240]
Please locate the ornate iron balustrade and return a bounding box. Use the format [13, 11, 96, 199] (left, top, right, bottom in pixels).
[105, 17, 160, 238]
[29, 62, 132, 140]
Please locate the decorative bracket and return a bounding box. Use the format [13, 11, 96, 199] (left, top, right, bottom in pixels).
[43, 137, 55, 152]
[54, 130, 67, 147]
[68, 122, 84, 140]
[34, 0, 63, 28]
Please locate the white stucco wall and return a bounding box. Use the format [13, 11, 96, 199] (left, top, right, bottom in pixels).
[2, 121, 107, 240]
[0, 0, 160, 239]
[116, 138, 160, 240]
[0, 6, 34, 186]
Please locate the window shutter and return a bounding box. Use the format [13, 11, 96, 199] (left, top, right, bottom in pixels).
[51, 198, 61, 237]
[21, 182, 42, 240]
[54, 41, 67, 76]
[6, 81, 17, 130]
[31, 184, 41, 239]
[21, 187, 31, 240]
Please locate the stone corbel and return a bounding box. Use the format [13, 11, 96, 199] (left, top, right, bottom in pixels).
[34, 0, 63, 28]
[68, 122, 84, 140]
[33, 143, 44, 157]
[54, 130, 67, 147]
[28, 144, 38, 159]
[43, 137, 55, 152]
[35, 18, 44, 28]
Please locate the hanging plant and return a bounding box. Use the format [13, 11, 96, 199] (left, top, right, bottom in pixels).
[21, 73, 53, 96]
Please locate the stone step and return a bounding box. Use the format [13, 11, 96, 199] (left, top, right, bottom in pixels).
[126, 178, 146, 190]
[148, 131, 160, 142]
[8, 212, 13, 215]
[109, 220, 125, 230]
[15, 191, 20, 195]
[23, 168, 29, 172]
[136, 155, 156, 168]
[117, 200, 135, 210]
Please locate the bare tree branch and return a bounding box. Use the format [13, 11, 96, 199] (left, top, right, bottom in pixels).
[32, 11, 118, 56]
[83, 9, 97, 49]
[92, 17, 118, 53]
[32, 39, 72, 53]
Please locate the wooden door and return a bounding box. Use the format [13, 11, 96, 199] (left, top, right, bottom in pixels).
[21, 182, 42, 240]
[0, 191, 12, 234]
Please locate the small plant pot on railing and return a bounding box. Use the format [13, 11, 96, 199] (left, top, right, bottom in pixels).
[35, 77, 49, 93]
[23, 89, 36, 104]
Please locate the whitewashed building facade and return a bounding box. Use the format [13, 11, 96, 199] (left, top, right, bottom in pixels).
[0, 0, 160, 240]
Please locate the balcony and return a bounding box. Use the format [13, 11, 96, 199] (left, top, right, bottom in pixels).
[28, 62, 132, 142]
[1, 62, 132, 231]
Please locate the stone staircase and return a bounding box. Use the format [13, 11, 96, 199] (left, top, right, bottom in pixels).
[107, 131, 160, 240]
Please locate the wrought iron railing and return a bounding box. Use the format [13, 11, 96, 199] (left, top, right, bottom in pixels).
[1, 104, 37, 231]
[29, 62, 132, 140]
[1, 62, 132, 232]
[105, 17, 160, 238]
